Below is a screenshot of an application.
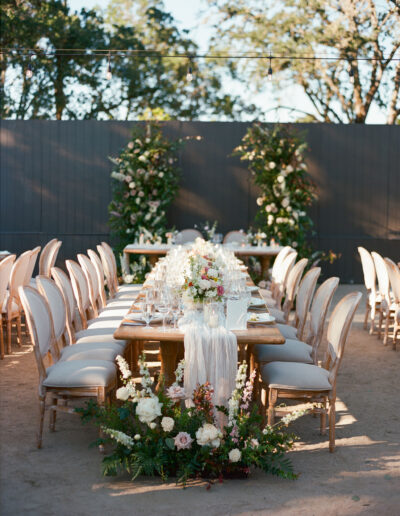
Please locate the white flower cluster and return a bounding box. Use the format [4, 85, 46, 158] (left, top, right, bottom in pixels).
[138, 355, 154, 397]
[280, 407, 310, 426]
[228, 448, 242, 463]
[228, 362, 248, 425]
[136, 397, 163, 425]
[196, 423, 222, 448]
[116, 355, 132, 380]
[103, 428, 134, 448]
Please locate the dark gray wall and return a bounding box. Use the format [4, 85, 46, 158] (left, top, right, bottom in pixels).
[1, 120, 399, 282]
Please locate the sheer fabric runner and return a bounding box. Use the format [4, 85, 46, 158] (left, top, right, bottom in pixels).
[179, 313, 237, 411]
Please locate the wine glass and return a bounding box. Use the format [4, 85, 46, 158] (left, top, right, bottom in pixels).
[170, 290, 181, 329]
[142, 300, 155, 328]
[156, 289, 170, 332]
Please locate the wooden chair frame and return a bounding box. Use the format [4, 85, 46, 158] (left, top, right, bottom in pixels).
[0, 254, 16, 358]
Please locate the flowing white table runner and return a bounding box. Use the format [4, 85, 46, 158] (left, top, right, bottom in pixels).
[179, 314, 237, 410]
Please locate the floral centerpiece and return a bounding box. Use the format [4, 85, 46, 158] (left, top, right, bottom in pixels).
[182, 247, 225, 305]
[78, 356, 306, 486]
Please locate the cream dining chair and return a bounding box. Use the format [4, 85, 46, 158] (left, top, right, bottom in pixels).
[0, 254, 16, 359]
[262, 246, 294, 290]
[98, 243, 141, 299]
[19, 285, 117, 449]
[260, 251, 297, 309]
[260, 291, 361, 453]
[358, 247, 380, 333]
[39, 239, 61, 277]
[25, 246, 41, 286]
[223, 231, 248, 245]
[174, 228, 203, 244]
[384, 258, 400, 349]
[372, 251, 394, 344]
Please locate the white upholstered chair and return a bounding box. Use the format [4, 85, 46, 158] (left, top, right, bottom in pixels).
[174, 228, 203, 245]
[276, 266, 321, 341]
[372, 251, 394, 343]
[260, 291, 361, 453]
[263, 246, 294, 290]
[384, 258, 400, 349]
[19, 285, 117, 449]
[39, 239, 61, 277]
[25, 246, 41, 286]
[0, 254, 16, 359]
[223, 231, 248, 245]
[358, 247, 380, 333]
[254, 276, 339, 367]
[3, 250, 31, 354]
[260, 251, 297, 309]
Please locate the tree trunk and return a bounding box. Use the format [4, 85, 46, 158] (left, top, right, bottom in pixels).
[54, 57, 66, 120]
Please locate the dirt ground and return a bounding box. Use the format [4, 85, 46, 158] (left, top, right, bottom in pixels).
[1, 285, 399, 516]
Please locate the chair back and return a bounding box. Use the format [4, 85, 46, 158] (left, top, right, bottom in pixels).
[88, 249, 107, 307]
[271, 246, 294, 282]
[274, 251, 297, 303]
[24, 246, 41, 285]
[19, 286, 59, 390]
[78, 253, 101, 316]
[325, 292, 362, 389]
[101, 242, 119, 294]
[371, 251, 390, 305]
[66, 260, 91, 328]
[38, 239, 58, 276]
[223, 231, 248, 245]
[308, 277, 340, 362]
[36, 276, 67, 343]
[358, 247, 376, 293]
[294, 266, 321, 340]
[51, 267, 77, 344]
[282, 258, 308, 318]
[175, 229, 202, 244]
[8, 251, 32, 308]
[97, 244, 116, 297]
[0, 254, 16, 309]
[384, 258, 400, 303]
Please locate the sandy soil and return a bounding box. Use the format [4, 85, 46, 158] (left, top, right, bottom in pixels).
[1, 285, 399, 516]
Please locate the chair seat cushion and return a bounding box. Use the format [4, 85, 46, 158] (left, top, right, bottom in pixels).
[60, 342, 120, 362]
[268, 308, 286, 323]
[118, 284, 143, 294]
[87, 318, 122, 330]
[75, 329, 126, 351]
[276, 323, 298, 340]
[44, 360, 116, 388]
[261, 361, 332, 391]
[105, 299, 133, 309]
[255, 339, 312, 364]
[97, 307, 128, 319]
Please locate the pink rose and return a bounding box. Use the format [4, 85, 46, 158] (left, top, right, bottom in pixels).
[217, 285, 224, 296]
[174, 432, 193, 450]
[166, 385, 186, 401]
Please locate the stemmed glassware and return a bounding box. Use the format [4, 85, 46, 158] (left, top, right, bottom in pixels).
[142, 298, 155, 328]
[156, 288, 170, 332]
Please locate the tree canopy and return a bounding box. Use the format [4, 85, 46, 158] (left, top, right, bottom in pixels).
[0, 0, 254, 120]
[206, 0, 400, 123]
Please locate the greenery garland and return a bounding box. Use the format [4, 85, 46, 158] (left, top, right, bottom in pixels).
[234, 123, 317, 257]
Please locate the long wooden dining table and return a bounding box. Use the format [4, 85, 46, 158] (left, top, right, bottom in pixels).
[113, 280, 285, 389]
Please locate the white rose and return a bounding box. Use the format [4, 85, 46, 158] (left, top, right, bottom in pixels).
[282, 198, 290, 208]
[265, 205, 272, 213]
[129, 181, 136, 189]
[196, 423, 220, 447]
[136, 397, 162, 424]
[198, 279, 211, 289]
[138, 155, 147, 162]
[149, 422, 157, 429]
[256, 197, 264, 206]
[116, 386, 130, 401]
[286, 165, 294, 173]
[161, 417, 174, 432]
[134, 434, 141, 441]
[269, 162, 276, 169]
[267, 215, 274, 225]
[229, 448, 242, 463]
[277, 175, 285, 183]
[159, 172, 164, 178]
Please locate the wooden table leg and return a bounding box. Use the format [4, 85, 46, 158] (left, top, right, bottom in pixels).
[260, 255, 271, 280]
[149, 255, 159, 268]
[238, 342, 247, 364]
[157, 341, 179, 391]
[122, 251, 130, 276]
[129, 340, 142, 378]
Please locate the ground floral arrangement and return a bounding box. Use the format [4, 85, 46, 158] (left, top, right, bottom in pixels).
[78, 356, 307, 486]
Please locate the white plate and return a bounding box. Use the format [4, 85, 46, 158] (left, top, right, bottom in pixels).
[249, 297, 265, 308]
[247, 313, 275, 324]
[125, 312, 163, 323]
[247, 285, 258, 292]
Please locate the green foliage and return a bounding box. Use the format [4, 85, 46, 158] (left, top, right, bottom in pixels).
[108, 121, 196, 282]
[234, 123, 316, 257]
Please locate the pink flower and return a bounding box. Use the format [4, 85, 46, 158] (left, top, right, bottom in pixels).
[174, 432, 193, 450]
[217, 285, 224, 296]
[201, 274, 208, 280]
[166, 385, 186, 401]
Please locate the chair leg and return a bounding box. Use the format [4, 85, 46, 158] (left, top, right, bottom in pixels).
[363, 303, 370, 330]
[377, 310, 383, 339]
[370, 305, 376, 335]
[267, 388, 278, 426]
[37, 395, 46, 449]
[0, 321, 4, 359]
[98, 387, 106, 453]
[328, 397, 336, 453]
[16, 315, 22, 347]
[383, 313, 390, 346]
[320, 398, 327, 435]
[6, 319, 12, 354]
[393, 324, 398, 351]
[49, 396, 57, 432]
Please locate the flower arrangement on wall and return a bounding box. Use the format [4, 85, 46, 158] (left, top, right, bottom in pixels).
[108, 122, 199, 282]
[234, 123, 317, 257]
[78, 356, 307, 486]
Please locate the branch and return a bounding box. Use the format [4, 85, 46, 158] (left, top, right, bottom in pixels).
[387, 59, 400, 124]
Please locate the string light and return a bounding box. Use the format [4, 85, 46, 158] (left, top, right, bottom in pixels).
[186, 57, 194, 82]
[349, 62, 355, 84]
[25, 55, 33, 79]
[106, 51, 112, 80]
[268, 54, 273, 81]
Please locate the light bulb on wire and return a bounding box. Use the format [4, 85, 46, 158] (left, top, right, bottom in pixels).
[186, 57, 194, 82]
[349, 64, 354, 84]
[267, 54, 273, 81]
[26, 57, 33, 79]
